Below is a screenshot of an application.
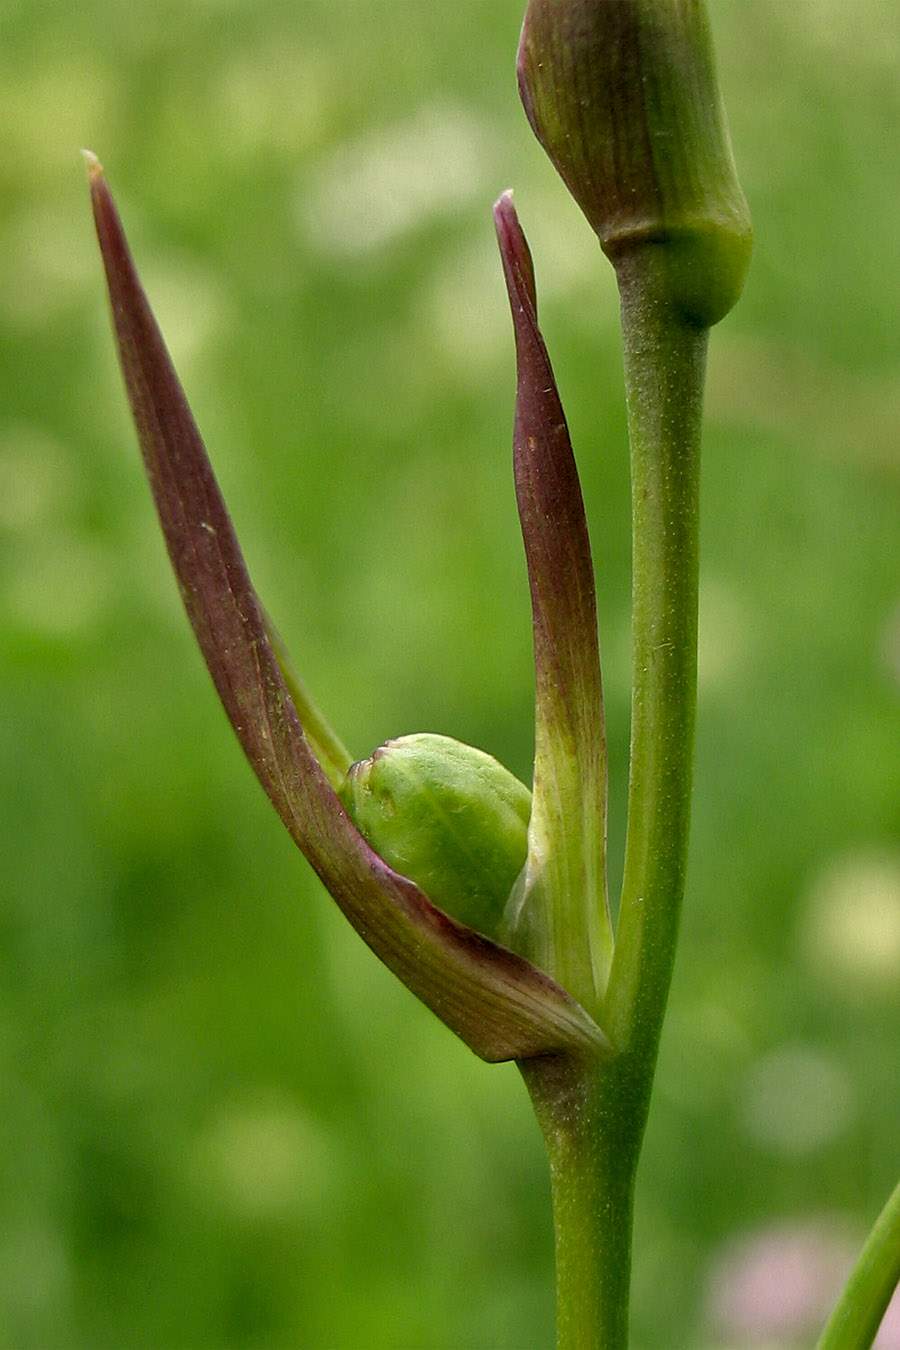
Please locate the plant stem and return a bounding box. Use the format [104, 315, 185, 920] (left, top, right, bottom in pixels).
[522, 1054, 637, 1350]
[817, 1174, 900, 1350]
[523, 255, 709, 1349]
[604, 258, 708, 1074]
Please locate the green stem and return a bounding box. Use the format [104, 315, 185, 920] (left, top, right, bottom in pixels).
[604, 260, 708, 1072]
[817, 1175, 900, 1350]
[522, 256, 709, 1350]
[521, 1054, 637, 1350]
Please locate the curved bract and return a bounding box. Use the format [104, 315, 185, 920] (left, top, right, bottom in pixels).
[85, 153, 611, 1066]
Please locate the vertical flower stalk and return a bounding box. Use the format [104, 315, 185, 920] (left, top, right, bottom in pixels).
[512, 1, 751, 1344]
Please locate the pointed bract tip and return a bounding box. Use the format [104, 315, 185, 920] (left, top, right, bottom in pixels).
[493, 191, 537, 314]
[81, 149, 104, 183]
[492, 189, 516, 237]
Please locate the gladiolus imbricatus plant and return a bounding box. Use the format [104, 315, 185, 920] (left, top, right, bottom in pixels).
[87, 1, 900, 1344]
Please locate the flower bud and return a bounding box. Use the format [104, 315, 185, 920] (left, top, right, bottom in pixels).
[339, 734, 531, 938]
[518, 0, 752, 326]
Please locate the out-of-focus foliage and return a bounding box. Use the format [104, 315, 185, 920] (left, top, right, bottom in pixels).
[1, 2, 899, 1345]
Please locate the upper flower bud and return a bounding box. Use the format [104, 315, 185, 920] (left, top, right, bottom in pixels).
[339, 734, 531, 939]
[517, 0, 752, 326]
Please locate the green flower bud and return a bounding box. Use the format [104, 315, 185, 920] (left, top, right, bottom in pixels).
[518, 0, 752, 326]
[339, 734, 531, 938]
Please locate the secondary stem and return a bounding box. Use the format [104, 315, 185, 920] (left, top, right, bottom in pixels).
[817, 1174, 900, 1350]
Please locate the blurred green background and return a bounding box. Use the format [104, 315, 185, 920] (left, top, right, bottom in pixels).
[2, 1, 900, 1345]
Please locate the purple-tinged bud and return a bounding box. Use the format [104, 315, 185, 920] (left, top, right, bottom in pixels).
[518, 0, 752, 326]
